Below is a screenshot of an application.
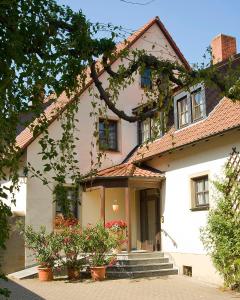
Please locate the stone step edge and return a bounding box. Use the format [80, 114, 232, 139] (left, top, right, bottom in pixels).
[107, 268, 178, 276]
[107, 262, 173, 269]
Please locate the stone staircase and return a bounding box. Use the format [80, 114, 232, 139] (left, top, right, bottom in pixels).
[106, 251, 178, 279]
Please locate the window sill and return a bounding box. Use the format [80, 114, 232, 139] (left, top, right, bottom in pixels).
[99, 149, 120, 153]
[190, 205, 209, 212]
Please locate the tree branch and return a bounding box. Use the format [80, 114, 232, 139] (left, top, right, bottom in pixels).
[90, 61, 158, 122]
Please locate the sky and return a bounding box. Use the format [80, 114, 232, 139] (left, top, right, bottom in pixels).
[57, 0, 240, 65]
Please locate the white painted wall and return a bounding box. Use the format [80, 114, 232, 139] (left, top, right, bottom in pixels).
[147, 129, 240, 283]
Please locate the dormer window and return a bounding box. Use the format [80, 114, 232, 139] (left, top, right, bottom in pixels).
[141, 68, 152, 89]
[138, 112, 163, 144]
[174, 83, 206, 129]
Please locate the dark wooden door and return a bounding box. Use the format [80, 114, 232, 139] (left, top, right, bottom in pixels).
[140, 189, 161, 251]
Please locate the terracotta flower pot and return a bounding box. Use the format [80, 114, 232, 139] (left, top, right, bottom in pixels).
[38, 267, 53, 281]
[90, 266, 106, 281]
[67, 267, 81, 280]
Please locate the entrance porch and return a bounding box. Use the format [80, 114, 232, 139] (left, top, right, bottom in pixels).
[82, 163, 165, 252]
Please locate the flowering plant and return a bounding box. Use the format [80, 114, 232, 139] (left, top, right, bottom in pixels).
[57, 224, 84, 270]
[81, 222, 118, 267]
[19, 225, 62, 268]
[105, 220, 127, 231]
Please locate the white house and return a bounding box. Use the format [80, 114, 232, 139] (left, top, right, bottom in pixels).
[1, 17, 240, 285]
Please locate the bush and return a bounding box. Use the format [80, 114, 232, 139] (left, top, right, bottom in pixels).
[201, 162, 240, 290]
[20, 225, 62, 268]
[81, 222, 118, 267]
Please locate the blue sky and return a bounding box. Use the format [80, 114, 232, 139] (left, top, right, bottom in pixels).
[57, 0, 240, 65]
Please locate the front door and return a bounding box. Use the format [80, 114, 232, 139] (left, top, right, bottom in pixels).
[140, 189, 161, 251]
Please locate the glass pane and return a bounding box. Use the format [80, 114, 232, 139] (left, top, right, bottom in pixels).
[141, 68, 152, 89]
[99, 120, 117, 150]
[141, 119, 150, 142]
[192, 90, 203, 120]
[196, 179, 204, 192]
[196, 193, 204, 205]
[178, 97, 188, 127]
[204, 178, 209, 191]
[204, 192, 209, 204]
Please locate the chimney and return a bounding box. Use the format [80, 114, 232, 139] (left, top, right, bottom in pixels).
[211, 34, 237, 64]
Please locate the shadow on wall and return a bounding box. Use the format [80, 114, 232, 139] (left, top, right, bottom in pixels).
[0, 215, 25, 274]
[161, 229, 178, 248]
[0, 278, 44, 300]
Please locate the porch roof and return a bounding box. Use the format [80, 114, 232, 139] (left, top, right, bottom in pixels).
[83, 162, 164, 189]
[96, 162, 164, 179]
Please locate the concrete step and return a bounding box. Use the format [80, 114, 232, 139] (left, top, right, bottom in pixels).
[117, 257, 169, 266]
[8, 265, 38, 280]
[107, 268, 178, 279]
[117, 251, 164, 260]
[107, 262, 173, 272]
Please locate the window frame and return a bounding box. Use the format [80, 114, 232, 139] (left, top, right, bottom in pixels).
[174, 83, 206, 130]
[177, 96, 189, 128]
[190, 174, 209, 211]
[138, 112, 164, 144]
[55, 184, 79, 219]
[140, 68, 152, 90]
[191, 88, 204, 121]
[99, 118, 118, 151]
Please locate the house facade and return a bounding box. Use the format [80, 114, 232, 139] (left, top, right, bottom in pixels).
[1, 17, 240, 285]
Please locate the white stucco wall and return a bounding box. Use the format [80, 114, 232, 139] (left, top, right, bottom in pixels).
[147, 129, 240, 284]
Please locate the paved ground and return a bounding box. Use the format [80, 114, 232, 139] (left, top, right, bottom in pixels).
[1, 275, 239, 300]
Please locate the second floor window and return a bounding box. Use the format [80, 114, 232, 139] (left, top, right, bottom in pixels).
[177, 97, 189, 128]
[139, 113, 163, 144]
[99, 119, 118, 151]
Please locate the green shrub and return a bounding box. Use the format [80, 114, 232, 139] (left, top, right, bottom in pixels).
[201, 163, 240, 290]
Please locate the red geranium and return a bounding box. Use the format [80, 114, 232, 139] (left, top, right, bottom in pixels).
[105, 220, 127, 230]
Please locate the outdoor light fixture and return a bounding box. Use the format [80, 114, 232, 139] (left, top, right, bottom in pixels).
[112, 200, 119, 212]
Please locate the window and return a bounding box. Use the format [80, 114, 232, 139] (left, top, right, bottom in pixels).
[99, 119, 118, 151]
[177, 97, 189, 128]
[140, 68, 152, 89]
[191, 175, 209, 210]
[174, 84, 206, 129]
[191, 89, 204, 121]
[139, 113, 163, 144]
[141, 118, 151, 143]
[55, 186, 79, 218]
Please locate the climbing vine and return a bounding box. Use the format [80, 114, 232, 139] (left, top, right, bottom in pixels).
[201, 148, 240, 290]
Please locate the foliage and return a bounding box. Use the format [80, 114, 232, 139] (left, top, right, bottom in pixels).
[1, 0, 240, 294]
[57, 225, 84, 270]
[201, 150, 240, 290]
[81, 222, 119, 267]
[19, 224, 62, 268]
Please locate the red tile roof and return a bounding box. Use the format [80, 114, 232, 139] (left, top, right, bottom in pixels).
[94, 162, 163, 179]
[132, 97, 240, 163]
[16, 17, 189, 151]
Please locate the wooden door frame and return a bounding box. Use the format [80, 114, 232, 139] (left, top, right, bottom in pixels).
[140, 188, 161, 251]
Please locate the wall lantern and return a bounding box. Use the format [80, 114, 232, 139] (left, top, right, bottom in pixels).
[112, 200, 119, 212]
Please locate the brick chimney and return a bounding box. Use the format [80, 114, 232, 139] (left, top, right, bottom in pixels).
[211, 34, 237, 64]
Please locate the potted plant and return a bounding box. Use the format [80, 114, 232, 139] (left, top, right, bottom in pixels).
[57, 224, 84, 280]
[20, 225, 61, 281]
[105, 220, 127, 253]
[81, 222, 118, 281]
